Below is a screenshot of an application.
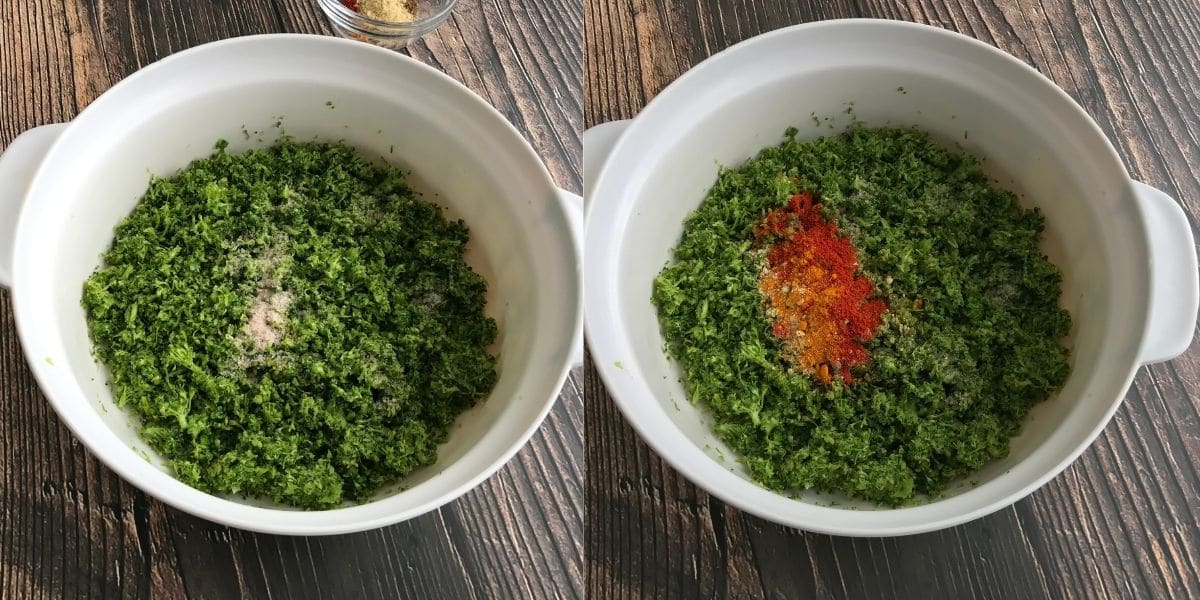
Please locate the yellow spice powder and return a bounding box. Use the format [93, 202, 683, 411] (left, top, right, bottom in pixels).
[359, 0, 417, 22]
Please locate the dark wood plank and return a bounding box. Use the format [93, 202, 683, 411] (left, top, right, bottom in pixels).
[0, 0, 582, 598]
[584, 1, 1200, 598]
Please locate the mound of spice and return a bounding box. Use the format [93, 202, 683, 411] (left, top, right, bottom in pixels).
[342, 0, 417, 22]
[755, 191, 887, 384]
[653, 126, 1071, 505]
[82, 139, 498, 509]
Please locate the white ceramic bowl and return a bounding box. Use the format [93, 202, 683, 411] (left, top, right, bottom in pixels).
[0, 34, 582, 535]
[584, 19, 1198, 536]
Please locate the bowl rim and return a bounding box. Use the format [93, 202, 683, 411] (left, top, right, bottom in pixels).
[584, 18, 1142, 536]
[11, 33, 580, 535]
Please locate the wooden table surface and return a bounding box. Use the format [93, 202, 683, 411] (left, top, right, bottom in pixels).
[585, 1, 1200, 598]
[0, 1, 582, 598]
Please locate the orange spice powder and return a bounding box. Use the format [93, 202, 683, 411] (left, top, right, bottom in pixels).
[755, 192, 887, 384]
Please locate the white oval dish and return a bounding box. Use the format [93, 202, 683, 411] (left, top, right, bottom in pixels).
[0, 34, 582, 535]
[584, 20, 1198, 536]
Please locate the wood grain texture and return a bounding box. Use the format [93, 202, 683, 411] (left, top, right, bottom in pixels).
[584, 1, 1200, 598]
[0, 1, 582, 598]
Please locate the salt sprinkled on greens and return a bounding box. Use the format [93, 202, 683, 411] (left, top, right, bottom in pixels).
[83, 139, 498, 509]
[653, 126, 1071, 505]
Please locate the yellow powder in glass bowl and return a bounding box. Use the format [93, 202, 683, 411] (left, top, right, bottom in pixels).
[359, 0, 417, 22]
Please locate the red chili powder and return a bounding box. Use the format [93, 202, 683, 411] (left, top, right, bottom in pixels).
[755, 192, 887, 384]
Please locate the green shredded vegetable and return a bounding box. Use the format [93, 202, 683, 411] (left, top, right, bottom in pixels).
[83, 139, 498, 509]
[653, 126, 1071, 505]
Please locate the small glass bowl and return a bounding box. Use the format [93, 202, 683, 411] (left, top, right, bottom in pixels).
[316, 0, 457, 48]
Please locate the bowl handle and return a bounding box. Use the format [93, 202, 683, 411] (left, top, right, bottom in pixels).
[1133, 181, 1199, 365]
[583, 120, 631, 210]
[0, 123, 67, 288]
[556, 187, 584, 367]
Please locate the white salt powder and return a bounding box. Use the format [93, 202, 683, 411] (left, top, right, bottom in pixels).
[247, 289, 292, 351]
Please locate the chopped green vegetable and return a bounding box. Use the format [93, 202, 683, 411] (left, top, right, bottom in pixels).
[653, 126, 1071, 505]
[83, 139, 497, 509]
